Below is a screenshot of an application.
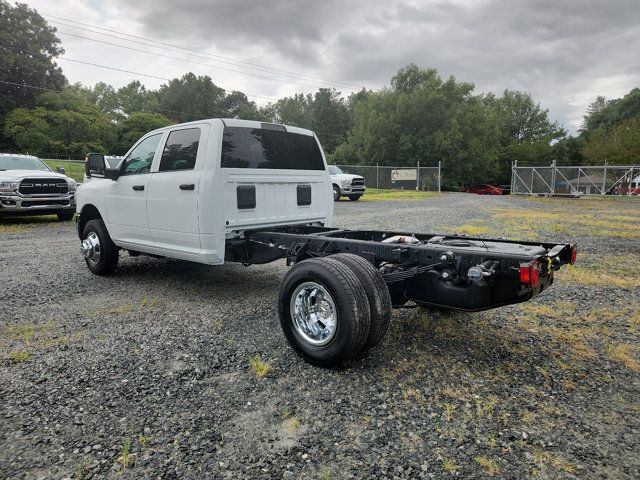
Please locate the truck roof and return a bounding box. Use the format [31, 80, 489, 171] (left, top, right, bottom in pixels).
[145, 118, 315, 138]
[0, 153, 39, 159]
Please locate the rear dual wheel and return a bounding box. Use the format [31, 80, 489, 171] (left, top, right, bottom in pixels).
[278, 254, 392, 367]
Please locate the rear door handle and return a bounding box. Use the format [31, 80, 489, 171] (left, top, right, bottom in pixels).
[132, 185, 144, 191]
[179, 184, 195, 190]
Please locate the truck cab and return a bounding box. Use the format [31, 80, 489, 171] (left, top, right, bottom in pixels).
[0, 153, 77, 221]
[77, 119, 333, 267]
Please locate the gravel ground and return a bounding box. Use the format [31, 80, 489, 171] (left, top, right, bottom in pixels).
[1, 193, 639, 479]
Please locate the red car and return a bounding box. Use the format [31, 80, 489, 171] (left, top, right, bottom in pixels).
[461, 184, 504, 195]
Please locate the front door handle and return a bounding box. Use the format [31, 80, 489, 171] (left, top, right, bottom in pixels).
[132, 185, 144, 191]
[179, 184, 195, 190]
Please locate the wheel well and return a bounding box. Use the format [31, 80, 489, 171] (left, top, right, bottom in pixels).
[333, 183, 340, 191]
[78, 204, 102, 239]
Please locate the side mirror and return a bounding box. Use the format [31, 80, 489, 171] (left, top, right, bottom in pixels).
[56, 166, 66, 174]
[86, 153, 106, 178]
[104, 166, 121, 181]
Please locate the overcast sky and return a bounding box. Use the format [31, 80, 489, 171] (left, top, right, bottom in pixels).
[26, 0, 640, 133]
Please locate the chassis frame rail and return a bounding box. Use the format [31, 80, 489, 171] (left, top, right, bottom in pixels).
[226, 225, 575, 311]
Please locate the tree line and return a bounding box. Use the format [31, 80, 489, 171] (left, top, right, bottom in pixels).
[1, 1, 638, 187]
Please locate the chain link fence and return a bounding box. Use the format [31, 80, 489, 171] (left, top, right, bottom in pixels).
[335, 163, 441, 191]
[511, 161, 640, 196]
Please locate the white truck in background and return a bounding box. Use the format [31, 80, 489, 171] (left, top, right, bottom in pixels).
[328, 165, 366, 201]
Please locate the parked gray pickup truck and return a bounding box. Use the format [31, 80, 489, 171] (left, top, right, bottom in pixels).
[0, 154, 77, 221]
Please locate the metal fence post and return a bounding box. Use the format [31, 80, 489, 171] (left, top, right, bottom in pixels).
[416, 160, 420, 191]
[550, 159, 557, 195]
[602, 161, 607, 195]
[438, 160, 442, 192]
[511, 160, 517, 194]
[376, 163, 379, 189]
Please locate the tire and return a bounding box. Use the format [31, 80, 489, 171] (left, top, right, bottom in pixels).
[57, 211, 75, 221]
[330, 254, 392, 353]
[82, 219, 119, 275]
[348, 195, 361, 201]
[333, 184, 341, 201]
[278, 257, 370, 367]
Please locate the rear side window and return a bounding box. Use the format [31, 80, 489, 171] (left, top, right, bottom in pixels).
[159, 128, 201, 172]
[221, 127, 324, 170]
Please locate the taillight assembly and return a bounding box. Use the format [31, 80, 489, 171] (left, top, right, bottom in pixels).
[570, 244, 577, 265]
[520, 260, 540, 287]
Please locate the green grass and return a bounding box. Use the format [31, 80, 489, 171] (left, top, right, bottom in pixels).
[43, 160, 85, 182]
[248, 354, 272, 378]
[0, 215, 67, 233]
[357, 188, 439, 201]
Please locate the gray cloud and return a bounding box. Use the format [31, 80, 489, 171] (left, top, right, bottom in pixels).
[34, 0, 640, 131]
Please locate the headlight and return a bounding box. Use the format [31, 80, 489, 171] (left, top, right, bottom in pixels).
[0, 181, 18, 193]
[67, 179, 77, 192]
[341, 179, 351, 187]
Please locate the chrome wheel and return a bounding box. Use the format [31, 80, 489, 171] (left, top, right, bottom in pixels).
[290, 282, 338, 346]
[81, 231, 101, 265]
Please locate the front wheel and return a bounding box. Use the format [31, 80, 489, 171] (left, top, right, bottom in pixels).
[81, 219, 119, 275]
[333, 185, 341, 201]
[57, 211, 75, 221]
[278, 257, 371, 367]
[348, 195, 361, 201]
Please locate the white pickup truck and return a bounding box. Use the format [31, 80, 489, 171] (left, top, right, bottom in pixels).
[77, 118, 576, 367]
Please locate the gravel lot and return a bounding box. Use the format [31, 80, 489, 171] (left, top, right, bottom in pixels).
[1, 193, 639, 479]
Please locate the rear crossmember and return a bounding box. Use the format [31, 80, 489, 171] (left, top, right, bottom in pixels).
[225, 225, 576, 312]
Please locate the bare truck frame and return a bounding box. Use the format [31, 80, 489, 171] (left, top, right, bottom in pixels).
[228, 225, 576, 311]
[226, 224, 576, 366]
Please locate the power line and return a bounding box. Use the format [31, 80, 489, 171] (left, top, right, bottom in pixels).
[58, 57, 276, 101]
[43, 13, 363, 90]
[50, 19, 360, 90]
[56, 30, 336, 91]
[61, 58, 173, 82]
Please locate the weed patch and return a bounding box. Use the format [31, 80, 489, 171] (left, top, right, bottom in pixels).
[475, 456, 500, 476]
[249, 355, 272, 379]
[359, 188, 439, 201]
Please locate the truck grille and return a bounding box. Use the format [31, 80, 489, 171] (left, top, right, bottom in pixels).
[351, 178, 365, 187]
[22, 199, 70, 207]
[19, 178, 68, 195]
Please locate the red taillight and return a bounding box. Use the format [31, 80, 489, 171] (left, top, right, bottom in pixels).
[570, 244, 577, 265]
[520, 261, 540, 287]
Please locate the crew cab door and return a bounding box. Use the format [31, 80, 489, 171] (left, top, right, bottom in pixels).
[104, 133, 163, 247]
[146, 125, 207, 256]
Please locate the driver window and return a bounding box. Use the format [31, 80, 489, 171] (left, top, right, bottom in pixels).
[122, 134, 162, 175]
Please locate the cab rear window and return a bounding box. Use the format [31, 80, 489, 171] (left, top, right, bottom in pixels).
[221, 126, 324, 170]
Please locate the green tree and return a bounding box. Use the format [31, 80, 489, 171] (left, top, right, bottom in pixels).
[334, 65, 500, 187]
[583, 115, 640, 165]
[484, 90, 565, 180]
[156, 73, 226, 122]
[117, 80, 159, 117]
[581, 89, 640, 137]
[4, 89, 115, 158]
[552, 136, 586, 166]
[263, 88, 349, 153]
[0, 1, 66, 148]
[220, 91, 265, 120]
[113, 112, 173, 155]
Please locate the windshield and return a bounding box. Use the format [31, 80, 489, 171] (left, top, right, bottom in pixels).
[328, 165, 344, 175]
[0, 156, 50, 172]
